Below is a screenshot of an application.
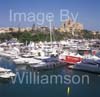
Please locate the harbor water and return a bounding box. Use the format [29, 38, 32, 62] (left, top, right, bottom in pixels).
[0, 57, 100, 97]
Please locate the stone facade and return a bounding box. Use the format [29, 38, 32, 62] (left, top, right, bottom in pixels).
[59, 19, 84, 33]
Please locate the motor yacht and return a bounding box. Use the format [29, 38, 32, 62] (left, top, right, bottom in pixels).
[28, 57, 66, 70]
[68, 59, 100, 73]
[0, 67, 16, 81]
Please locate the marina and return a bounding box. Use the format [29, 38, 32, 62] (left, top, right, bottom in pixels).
[0, 39, 100, 72]
[0, 26, 99, 97]
[0, 34, 99, 97]
[0, 0, 100, 97]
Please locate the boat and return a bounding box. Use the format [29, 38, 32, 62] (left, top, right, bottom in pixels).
[59, 46, 98, 65]
[59, 51, 83, 65]
[28, 57, 66, 70]
[64, 54, 83, 65]
[13, 56, 42, 65]
[0, 67, 16, 82]
[68, 59, 100, 73]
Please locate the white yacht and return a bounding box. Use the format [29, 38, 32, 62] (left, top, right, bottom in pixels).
[13, 56, 42, 65]
[0, 67, 15, 79]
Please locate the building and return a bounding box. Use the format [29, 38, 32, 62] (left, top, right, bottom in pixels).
[0, 27, 32, 33]
[0, 26, 50, 33]
[59, 19, 84, 33]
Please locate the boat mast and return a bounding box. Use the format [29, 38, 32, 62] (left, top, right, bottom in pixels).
[49, 21, 53, 46]
[49, 22, 52, 43]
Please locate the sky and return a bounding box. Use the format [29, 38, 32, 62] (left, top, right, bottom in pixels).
[0, 0, 100, 31]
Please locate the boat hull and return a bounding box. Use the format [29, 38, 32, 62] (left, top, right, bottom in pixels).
[68, 63, 100, 74]
[64, 56, 83, 65]
[28, 61, 66, 70]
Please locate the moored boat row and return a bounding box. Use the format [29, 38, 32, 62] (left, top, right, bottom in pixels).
[0, 39, 100, 74]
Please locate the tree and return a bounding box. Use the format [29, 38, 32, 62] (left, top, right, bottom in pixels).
[0, 33, 13, 41]
[19, 32, 33, 43]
